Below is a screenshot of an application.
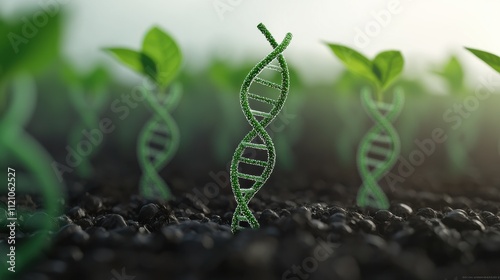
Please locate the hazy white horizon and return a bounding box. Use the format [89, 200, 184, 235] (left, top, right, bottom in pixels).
[3, 0, 500, 90]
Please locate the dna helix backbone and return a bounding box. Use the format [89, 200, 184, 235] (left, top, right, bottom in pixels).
[137, 83, 182, 200]
[357, 87, 404, 209]
[230, 23, 292, 232]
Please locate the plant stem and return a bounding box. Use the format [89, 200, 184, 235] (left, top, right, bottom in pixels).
[376, 88, 383, 103]
[0, 82, 7, 114]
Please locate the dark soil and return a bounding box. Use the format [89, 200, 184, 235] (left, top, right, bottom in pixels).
[8, 180, 500, 280]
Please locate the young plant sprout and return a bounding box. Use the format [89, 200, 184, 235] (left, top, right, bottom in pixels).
[60, 64, 110, 178]
[465, 47, 500, 156]
[0, 76, 63, 278]
[433, 56, 480, 174]
[333, 71, 372, 166]
[105, 26, 183, 200]
[230, 23, 292, 232]
[325, 44, 405, 209]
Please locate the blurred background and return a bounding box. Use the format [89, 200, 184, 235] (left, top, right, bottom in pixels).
[2, 0, 500, 202]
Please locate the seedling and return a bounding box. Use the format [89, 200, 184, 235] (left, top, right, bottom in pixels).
[325, 44, 405, 209]
[0, 13, 62, 110]
[0, 76, 63, 278]
[230, 23, 292, 232]
[433, 56, 480, 174]
[60, 64, 110, 178]
[465, 47, 500, 157]
[105, 26, 183, 200]
[332, 71, 371, 166]
[209, 60, 254, 164]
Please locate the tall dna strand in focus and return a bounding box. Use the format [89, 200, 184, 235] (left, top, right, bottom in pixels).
[230, 23, 292, 233]
[357, 87, 404, 209]
[137, 83, 182, 200]
[0, 76, 63, 277]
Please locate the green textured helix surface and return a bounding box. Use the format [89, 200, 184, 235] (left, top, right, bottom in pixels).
[230, 23, 292, 233]
[357, 87, 404, 209]
[137, 83, 182, 200]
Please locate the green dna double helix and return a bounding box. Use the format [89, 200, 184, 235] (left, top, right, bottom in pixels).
[357, 87, 404, 209]
[230, 23, 292, 232]
[137, 83, 182, 200]
[0, 76, 63, 278]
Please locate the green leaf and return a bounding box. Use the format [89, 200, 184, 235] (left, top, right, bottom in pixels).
[466, 47, 500, 74]
[142, 26, 182, 89]
[105, 48, 143, 72]
[0, 11, 62, 85]
[325, 43, 378, 87]
[59, 62, 81, 87]
[104, 47, 157, 82]
[372, 50, 404, 90]
[84, 65, 109, 95]
[433, 56, 464, 94]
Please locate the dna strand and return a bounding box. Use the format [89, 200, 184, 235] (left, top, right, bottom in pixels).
[230, 23, 292, 232]
[137, 83, 182, 200]
[357, 87, 404, 209]
[0, 76, 63, 278]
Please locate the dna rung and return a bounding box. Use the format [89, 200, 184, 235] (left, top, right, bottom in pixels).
[357, 87, 404, 209]
[248, 92, 279, 106]
[146, 121, 172, 157]
[253, 77, 284, 91]
[263, 64, 283, 72]
[367, 143, 391, 157]
[230, 23, 292, 233]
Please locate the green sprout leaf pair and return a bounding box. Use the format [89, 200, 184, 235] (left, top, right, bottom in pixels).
[106, 26, 183, 201]
[105, 26, 182, 90]
[325, 44, 405, 209]
[325, 44, 404, 96]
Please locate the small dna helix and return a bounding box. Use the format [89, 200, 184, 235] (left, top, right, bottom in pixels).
[137, 83, 182, 200]
[357, 87, 404, 209]
[0, 76, 63, 277]
[230, 23, 292, 232]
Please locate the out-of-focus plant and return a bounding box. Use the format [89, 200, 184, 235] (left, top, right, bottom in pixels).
[105, 26, 183, 200]
[331, 71, 370, 166]
[209, 60, 253, 163]
[0, 10, 63, 278]
[0, 77, 64, 279]
[325, 43, 404, 209]
[59, 64, 110, 178]
[392, 78, 428, 155]
[434, 55, 480, 174]
[272, 66, 303, 171]
[465, 48, 500, 164]
[0, 12, 62, 108]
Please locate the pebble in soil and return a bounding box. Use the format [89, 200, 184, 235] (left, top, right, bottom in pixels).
[16, 193, 500, 280]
